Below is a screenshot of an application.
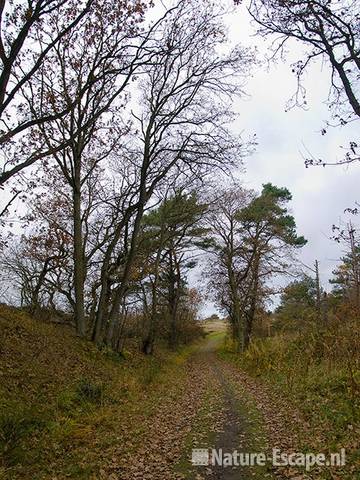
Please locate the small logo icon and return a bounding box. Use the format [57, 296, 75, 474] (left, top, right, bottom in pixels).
[192, 448, 209, 466]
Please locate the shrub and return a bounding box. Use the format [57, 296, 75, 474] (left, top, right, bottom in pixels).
[75, 378, 104, 405]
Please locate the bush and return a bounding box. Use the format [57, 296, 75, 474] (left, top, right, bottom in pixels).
[75, 378, 104, 405]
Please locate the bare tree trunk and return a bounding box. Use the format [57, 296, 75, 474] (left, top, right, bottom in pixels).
[73, 163, 86, 337]
[315, 259, 322, 323]
[142, 224, 166, 355]
[92, 259, 111, 343]
[142, 254, 161, 354]
[105, 139, 151, 347]
[349, 224, 360, 310]
[168, 250, 181, 349]
[227, 260, 244, 351]
[243, 252, 260, 350]
[29, 257, 51, 316]
[231, 307, 243, 353]
[106, 202, 146, 346]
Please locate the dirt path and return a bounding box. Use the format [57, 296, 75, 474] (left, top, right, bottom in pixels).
[209, 361, 248, 480]
[108, 335, 305, 480]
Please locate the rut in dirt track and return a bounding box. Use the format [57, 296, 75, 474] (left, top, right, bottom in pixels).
[112, 336, 302, 480]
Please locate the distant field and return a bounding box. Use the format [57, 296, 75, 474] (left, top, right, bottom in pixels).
[201, 319, 228, 334]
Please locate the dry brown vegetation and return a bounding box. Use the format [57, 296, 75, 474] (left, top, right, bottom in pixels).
[0, 305, 204, 479]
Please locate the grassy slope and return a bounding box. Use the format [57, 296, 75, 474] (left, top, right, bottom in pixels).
[0, 305, 193, 479]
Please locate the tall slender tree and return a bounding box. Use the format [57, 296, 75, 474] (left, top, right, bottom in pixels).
[208, 183, 306, 350]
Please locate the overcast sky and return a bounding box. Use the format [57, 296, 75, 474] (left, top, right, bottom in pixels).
[196, 1, 360, 316]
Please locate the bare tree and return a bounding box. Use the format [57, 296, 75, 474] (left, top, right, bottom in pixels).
[0, 0, 93, 186]
[245, 0, 360, 166]
[0, 217, 72, 315]
[31, 0, 162, 336]
[206, 186, 254, 349]
[96, 0, 254, 347]
[0, 0, 149, 192]
[247, 0, 360, 117]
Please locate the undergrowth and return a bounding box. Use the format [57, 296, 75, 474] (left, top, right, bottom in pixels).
[219, 318, 360, 478]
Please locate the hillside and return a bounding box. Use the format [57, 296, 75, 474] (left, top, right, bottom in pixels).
[0, 305, 196, 479]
